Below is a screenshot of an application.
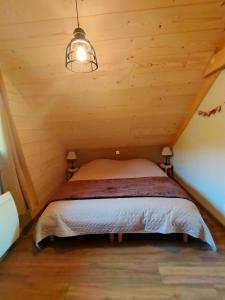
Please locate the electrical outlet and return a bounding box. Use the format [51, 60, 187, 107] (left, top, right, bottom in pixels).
[115, 150, 120, 155]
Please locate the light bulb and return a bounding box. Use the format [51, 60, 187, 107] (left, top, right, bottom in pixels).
[76, 46, 87, 62]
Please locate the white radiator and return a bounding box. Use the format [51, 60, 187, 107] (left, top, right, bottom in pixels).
[0, 192, 20, 259]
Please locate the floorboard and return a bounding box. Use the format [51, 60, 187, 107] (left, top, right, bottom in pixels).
[0, 205, 225, 300]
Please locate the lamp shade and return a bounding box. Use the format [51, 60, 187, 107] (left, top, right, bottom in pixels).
[161, 146, 173, 156]
[65, 27, 98, 73]
[66, 151, 77, 160]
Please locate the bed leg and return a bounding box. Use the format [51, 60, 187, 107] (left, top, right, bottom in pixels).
[49, 235, 55, 242]
[109, 234, 114, 243]
[118, 233, 123, 243]
[183, 233, 188, 243]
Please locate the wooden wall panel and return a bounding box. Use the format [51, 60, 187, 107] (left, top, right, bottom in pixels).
[3, 76, 66, 207]
[0, 0, 225, 155]
[0, 0, 220, 26]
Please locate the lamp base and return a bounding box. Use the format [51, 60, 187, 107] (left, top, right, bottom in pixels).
[164, 156, 170, 165]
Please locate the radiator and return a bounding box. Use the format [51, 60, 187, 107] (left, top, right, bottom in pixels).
[0, 192, 20, 259]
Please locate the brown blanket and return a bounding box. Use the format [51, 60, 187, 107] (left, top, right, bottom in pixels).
[53, 177, 192, 202]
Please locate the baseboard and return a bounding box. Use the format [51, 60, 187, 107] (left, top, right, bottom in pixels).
[175, 175, 225, 227]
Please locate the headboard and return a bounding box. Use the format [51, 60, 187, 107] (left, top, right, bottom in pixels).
[67, 145, 163, 167]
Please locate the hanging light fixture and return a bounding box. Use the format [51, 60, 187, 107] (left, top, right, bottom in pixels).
[65, 0, 98, 72]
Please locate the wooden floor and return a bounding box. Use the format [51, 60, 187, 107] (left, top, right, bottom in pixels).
[1, 207, 225, 300]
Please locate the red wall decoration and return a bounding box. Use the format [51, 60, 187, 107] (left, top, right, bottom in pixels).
[198, 103, 224, 117]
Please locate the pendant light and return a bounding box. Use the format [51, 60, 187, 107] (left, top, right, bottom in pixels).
[65, 0, 98, 72]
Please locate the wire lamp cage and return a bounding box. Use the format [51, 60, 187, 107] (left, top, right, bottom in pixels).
[65, 0, 98, 72]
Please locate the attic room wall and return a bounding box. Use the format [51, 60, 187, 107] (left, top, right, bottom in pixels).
[1, 1, 225, 152]
[173, 70, 225, 226]
[2, 76, 66, 212]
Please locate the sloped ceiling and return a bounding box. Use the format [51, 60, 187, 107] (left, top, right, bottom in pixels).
[0, 0, 225, 149]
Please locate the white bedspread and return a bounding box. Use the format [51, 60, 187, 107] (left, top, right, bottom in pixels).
[35, 159, 216, 250]
[35, 197, 216, 250]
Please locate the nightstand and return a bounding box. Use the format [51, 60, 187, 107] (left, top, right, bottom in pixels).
[67, 168, 79, 180]
[159, 163, 173, 177]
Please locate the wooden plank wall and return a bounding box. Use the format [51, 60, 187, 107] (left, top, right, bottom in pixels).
[0, 0, 225, 150]
[3, 76, 66, 209]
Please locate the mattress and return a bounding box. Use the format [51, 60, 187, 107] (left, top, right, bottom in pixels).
[35, 159, 216, 250]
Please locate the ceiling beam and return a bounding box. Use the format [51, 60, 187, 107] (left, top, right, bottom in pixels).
[204, 44, 225, 77]
[170, 71, 219, 146]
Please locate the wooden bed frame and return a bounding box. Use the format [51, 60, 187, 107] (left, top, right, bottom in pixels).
[109, 233, 189, 243]
[49, 233, 189, 244]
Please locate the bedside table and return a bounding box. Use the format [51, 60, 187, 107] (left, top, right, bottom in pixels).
[159, 163, 173, 177]
[67, 168, 79, 180]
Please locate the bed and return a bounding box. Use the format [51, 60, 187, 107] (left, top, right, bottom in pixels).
[34, 159, 216, 250]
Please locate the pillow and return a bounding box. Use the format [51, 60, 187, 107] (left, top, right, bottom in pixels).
[70, 158, 166, 181]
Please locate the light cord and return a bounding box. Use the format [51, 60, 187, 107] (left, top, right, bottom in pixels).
[75, 0, 80, 28]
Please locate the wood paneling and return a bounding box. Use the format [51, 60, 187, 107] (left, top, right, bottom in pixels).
[205, 43, 225, 76]
[0, 203, 225, 299]
[3, 76, 66, 209]
[0, 0, 225, 149]
[0, 0, 222, 25]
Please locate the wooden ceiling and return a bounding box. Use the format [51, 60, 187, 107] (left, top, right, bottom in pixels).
[0, 0, 225, 149]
